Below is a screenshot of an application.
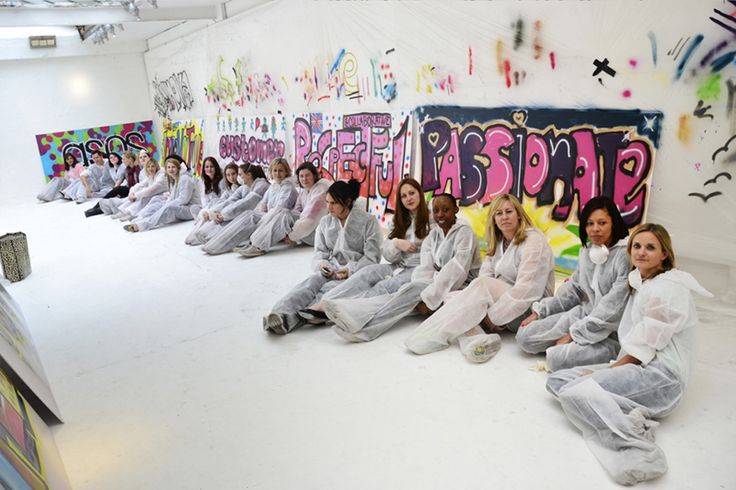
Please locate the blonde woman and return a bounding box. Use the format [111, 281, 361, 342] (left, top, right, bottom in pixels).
[124, 154, 201, 232]
[203, 158, 297, 255]
[546, 224, 712, 485]
[112, 151, 167, 221]
[405, 194, 554, 363]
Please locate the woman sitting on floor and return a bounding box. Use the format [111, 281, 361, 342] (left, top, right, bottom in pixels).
[203, 158, 297, 256]
[545, 223, 711, 485]
[123, 154, 201, 233]
[263, 179, 382, 335]
[186, 163, 269, 247]
[37, 152, 84, 202]
[516, 196, 630, 371]
[184, 161, 239, 245]
[405, 193, 554, 363]
[299, 176, 431, 322]
[321, 193, 480, 343]
[236, 162, 331, 257]
[111, 151, 167, 221]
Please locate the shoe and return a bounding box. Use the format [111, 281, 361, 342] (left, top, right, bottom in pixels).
[119, 213, 133, 222]
[297, 308, 328, 321]
[237, 245, 265, 257]
[111, 212, 123, 220]
[459, 334, 502, 363]
[84, 204, 104, 218]
[123, 224, 139, 233]
[263, 313, 288, 335]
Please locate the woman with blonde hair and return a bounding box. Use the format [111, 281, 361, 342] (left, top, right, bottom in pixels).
[123, 154, 201, 232]
[405, 193, 555, 363]
[546, 223, 711, 485]
[112, 151, 167, 221]
[203, 158, 297, 255]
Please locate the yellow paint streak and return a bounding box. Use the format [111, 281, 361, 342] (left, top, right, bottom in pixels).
[677, 114, 691, 144]
[496, 40, 505, 75]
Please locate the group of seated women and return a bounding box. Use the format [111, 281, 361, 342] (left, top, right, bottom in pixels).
[38, 151, 711, 486]
[38, 151, 331, 256]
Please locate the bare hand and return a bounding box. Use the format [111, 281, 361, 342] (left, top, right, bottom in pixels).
[415, 302, 433, 316]
[555, 333, 573, 345]
[334, 268, 350, 280]
[320, 265, 334, 278]
[283, 236, 294, 246]
[201, 211, 210, 221]
[520, 311, 539, 327]
[395, 239, 417, 253]
[128, 193, 137, 202]
[580, 369, 593, 377]
[85, 187, 92, 197]
[214, 213, 224, 224]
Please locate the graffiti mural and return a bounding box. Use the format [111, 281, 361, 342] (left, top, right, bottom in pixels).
[204, 56, 284, 111]
[35, 121, 158, 181]
[208, 114, 287, 167]
[151, 70, 195, 119]
[292, 111, 414, 223]
[161, 119, 206, 176]
[417, 105, 662, 271]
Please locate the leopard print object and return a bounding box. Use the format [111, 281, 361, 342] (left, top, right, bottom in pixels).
[0, 232, 31, 282]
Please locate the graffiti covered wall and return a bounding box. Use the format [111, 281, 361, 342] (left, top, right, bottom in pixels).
[292, 110, 414, 223]
[417, 105, 662, 271]
[35, 121, 158, 180]
[161, 119, 206, 176]
[208, 113, 287, 168]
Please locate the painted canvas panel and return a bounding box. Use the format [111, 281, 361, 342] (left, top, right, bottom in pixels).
[207, 113, 287, 169]
[416, 105, 662, 272]
[291, 110, 414, 224]
[35, 121, 158, 181]
[161, 118, 206, 176]
[0, 367, 70, 490]
[0, 284, 62, 423]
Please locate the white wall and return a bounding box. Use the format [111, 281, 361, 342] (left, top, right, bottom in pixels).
[0, 52, 153, 204]
[142, 0, 736, 275]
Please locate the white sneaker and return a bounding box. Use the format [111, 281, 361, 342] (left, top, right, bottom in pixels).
[238, 245, 265, 258]
[459, 334, 501, 363]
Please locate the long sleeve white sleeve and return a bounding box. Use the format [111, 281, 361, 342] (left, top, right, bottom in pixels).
[488, 231, 554, 326]
[420, 225, 478, 311]
[288, 180, 329, 242]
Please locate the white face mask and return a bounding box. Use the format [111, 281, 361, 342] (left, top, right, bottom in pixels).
[628, 268, 643, 291]
[237, 176, 245, 185]
[589, 244, 610, 265]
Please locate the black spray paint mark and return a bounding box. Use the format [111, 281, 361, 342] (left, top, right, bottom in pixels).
[704, 171, 733, 186]
[385, 48, 395, 55]
[693, 100, 715, 120]
[688, 191, 723, 202]
[592, 58, 616, 77]
[710, 2, 736, 35]
[513, 18, 524, 50]
[667, 37, 688, 59]
[712, 134, 736, 163]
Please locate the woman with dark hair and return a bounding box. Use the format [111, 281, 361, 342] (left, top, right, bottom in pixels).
[86, 150, 142, 217]
[546, 223, 711, 485]
[123, 154, 202, 232]
[515, 196, 631, 370]
[184, 162, 239, 245]
[321, 193, 480, 342]
[299, 177, 431, 321]
[405, 193, 555, 363]
[203, 158, 297, 255]
[199, 156, 225, 209]
[62, 150, 113, 203]
[37, 152, 84, 202]
[263, 179, 382, 334]
[187, 163, 269, 246]
[238, 162, 331, 257]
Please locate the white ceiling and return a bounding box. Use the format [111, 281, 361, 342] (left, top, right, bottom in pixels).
[0, 0, 271, 59]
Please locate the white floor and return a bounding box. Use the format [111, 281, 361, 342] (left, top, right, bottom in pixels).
[2, 198, 736, 490]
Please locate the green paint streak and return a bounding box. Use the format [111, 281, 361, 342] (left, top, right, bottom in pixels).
[697, 74, 722, 101]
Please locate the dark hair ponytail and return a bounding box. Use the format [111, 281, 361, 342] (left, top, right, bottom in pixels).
[327, 179, 361, 209]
